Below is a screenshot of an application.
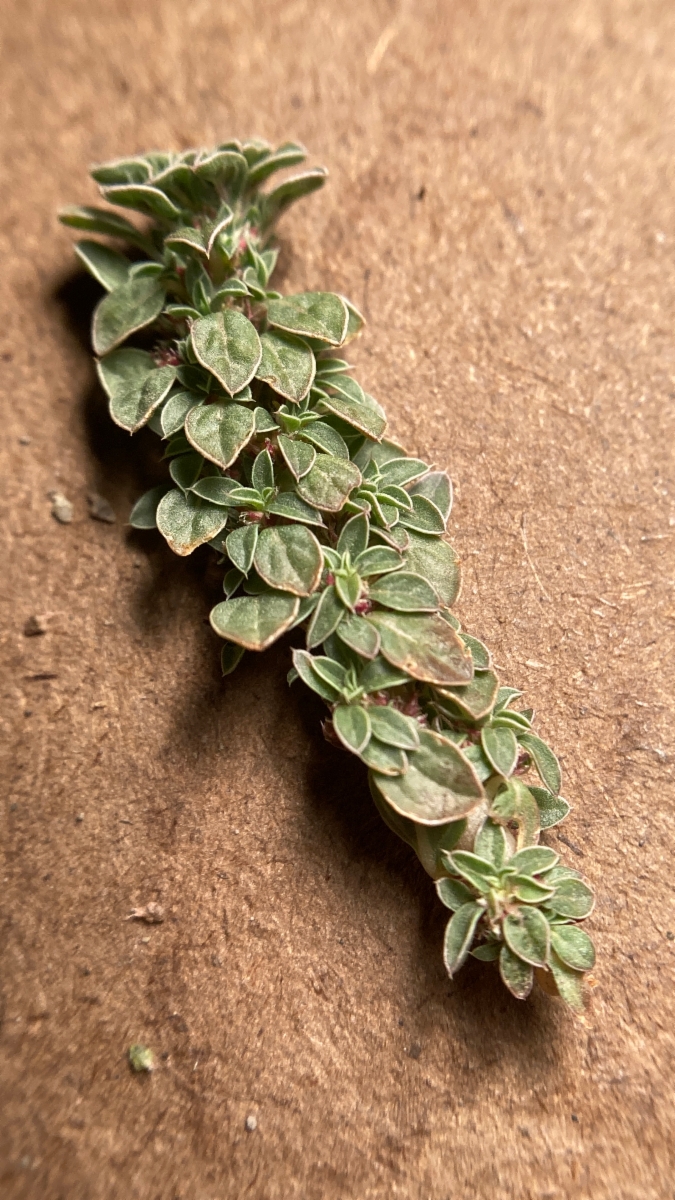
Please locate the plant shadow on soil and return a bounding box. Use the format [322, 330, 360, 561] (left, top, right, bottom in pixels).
[53, 267, 562, 1076]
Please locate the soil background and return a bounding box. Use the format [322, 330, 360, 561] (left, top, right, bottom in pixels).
[1, 1, 675, 1197]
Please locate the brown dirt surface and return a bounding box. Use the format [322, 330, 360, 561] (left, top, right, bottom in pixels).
[1, 2, 674, 1197]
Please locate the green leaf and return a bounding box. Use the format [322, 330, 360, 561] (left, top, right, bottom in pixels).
[354, 546, 402, 577]
[291, 649, 341, 702]
[226, 525, 259, 574]
[190, 476, 240, 506]
[333, 704, 371, 754]
[278, 434, 316, 480]
[156, 489, 228, 555]
[550, 926, 595, 972]
[246, 141, 307, 186]
[318, 387, 387, 440]
[221, 643, 245, 676]
[335, 614, 380, 659]
[254, 525, 323, 597]
[91, 155, 150, 185]
[160, 391, 201, 437]
[306, 585, 345, 648]
[334, 570, 361, 611]
[499, 945, 534, 999]
[447, 850, 498, 893]
[257, 331, 315, 402]
[185, 402, 255, 469]
[358, 656, 411, 692]
[165, 225, 209, 259]
[508, 846, 559, 876]
[403, 532, 460, 607]
[194, 149, 248, 192]
[367, 612, 473, 687]
[333, 516, 366, 562]
[359, 739, 407, 775]
[297, 455, 361, 512]
[399, 494, 447, 534]
[368, 705, 420, 750]
[510, 875, 556, 904]
[481, 725, 519, 777]
[443, 902, 483, 976]
[379, 457, 429, 487]
[368, 571, 439, 613]
[471, 941, 501, 962]
[223, 568, 245, 597]
[459, 633, 491, 671]
[253, 406, 279, 433]
[260, 169, 328, 229]
[267, 492, 325, 526]
[59, 204, 150, 249]
[211, 593, 299, 650]
[548, 878, 595, 920]
[519, 733, 562, 795]
[494, 687, 523, 713]
[371, 730, 484, 825]
[341, 296, 365, 343]
[503, 908, 550, 968]
[490, 780, 541, 850]
[251, 449, 275, 492]
[301, 421, 349, 459]
[410, 471, 452, 521]
[474, 820, 509, 869]
[436, 877, 474, 911]
[170, 452, 204, 492]
[97, 350, 175, 433]
[128, 484, 171, 529]
[528, 786, 571, 830]
[461, 744, 493, 783]
[191, 311, 262, 396]
[74, 239, 130, 291]
[549, 951, 585, 1011]
[436, 670, 500, 722]
[101, 183, 182, 221]
[266, 291, 348, 345]
[92, 276, 165, 356]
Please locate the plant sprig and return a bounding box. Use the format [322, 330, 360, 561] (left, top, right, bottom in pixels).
[60, 140, 596, 1011]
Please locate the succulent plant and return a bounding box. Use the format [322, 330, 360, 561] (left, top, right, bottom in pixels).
[60, 140, 596, 1011]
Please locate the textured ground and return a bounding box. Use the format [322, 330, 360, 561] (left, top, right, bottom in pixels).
[1, 1, 674, 1197]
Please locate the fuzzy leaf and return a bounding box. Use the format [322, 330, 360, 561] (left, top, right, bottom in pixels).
[261, 169, 328, 228]
[511, 875, 556, 904]
[410, 471, 452, 521]
[371, 730, 484, 826]
[436, 877, 474, 912]
[278, 434, 316, 480]
[254, 526, 323, 596]
[490, 780, 541, 850]
[550, 926, 596, 972]
[185, 402, 255, 469]
[447, 850, 498, 893]
[97, 350, 175, 433]
[379, 457, 429, 487]
[161, 391, 201, 437]
[336, 613, 380, 659]
[191, 477, 240, 506]
[128, 484, 171, 529]
[306, 585, 345, 648]
[509, 846, 559, 876]
[443, 902, 483, 977]
[170, 452, 204, 492]
[499, 945, 534, 999]
[367, 612, 473, 687]
[156, 489, 228, 555]
[459, 633, 492, 671]
[59, 204, 150, 248]
[360, 740, 407, 775]
[528, 786, 572, 830]
[318, 387, 386, 440]
[519, 733, 562, 796]
[226, 525, 258, 575]
[359, 657, 413, 692]
[246, 142, 307, 186]
[337, 513, 369, 559]
[210, 593, 299, 650]
[367, 706, 420, 750]
[471, 941, 501, 962]
[403, 532, 460, 608]
[101, 183, 182, 221]
[333, 704, 371, 754]
[503, 908, 550, 968]
[74, 240, 130, 291]
[399, 494, 446, 534]
[291, 649, 341, 702]
[301, 421, 349, 459]
[354, 546, 403, 577]
[474, 820, 509, 869]
[251, 449, 275, 492]
[548, 952, 585, 1010]
[253, 406, 278, 433]
[221, 643, 245, 676]
[481, 725, 519, 778]
[548, 878, 595, 920]
[297, 455, 361, 512]
[266, 291, 348, 345]
[92, 276, 165, 355]
[436, 671, 500, 722]
[191, 311, 262, 396]
[267, 492, 325, 526]
[368, 571, 439, 613]
[257, 331, 315, 402]
[90, 156, 150, 185]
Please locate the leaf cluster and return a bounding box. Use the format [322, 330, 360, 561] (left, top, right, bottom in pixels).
[61, 141, 596, 1013]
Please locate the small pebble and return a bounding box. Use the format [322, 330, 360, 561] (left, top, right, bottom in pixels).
[23, 614, 48, 637]
[75, 813, 84, 823]
[49, 491, 73, 524]
[88, 492, 116, 523]
[127, 902, 165, 925]
[245, 1114, 257, 1132]
[18, 435, 31, 446]
[128, 1044, 155, 1073]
